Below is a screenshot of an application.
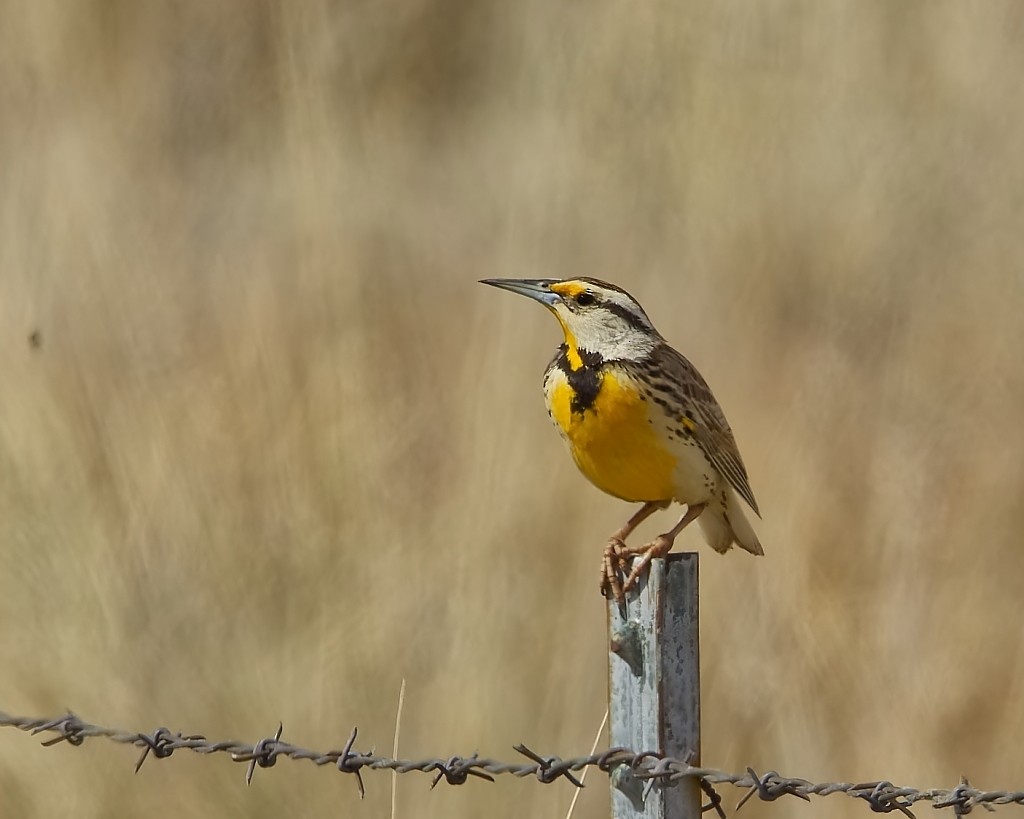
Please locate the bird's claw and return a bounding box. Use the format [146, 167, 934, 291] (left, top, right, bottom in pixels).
[601, 537, 631, 604]
[621, 535, 673, 593]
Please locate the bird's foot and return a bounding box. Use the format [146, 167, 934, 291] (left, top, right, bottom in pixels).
[621, 534, 674, 595]
[600, 536, 632, 604]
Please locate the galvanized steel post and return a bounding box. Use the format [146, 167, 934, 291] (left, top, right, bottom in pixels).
[608, 554, 701, 819]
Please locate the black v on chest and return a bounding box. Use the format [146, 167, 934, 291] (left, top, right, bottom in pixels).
[555, 343, 605, 415]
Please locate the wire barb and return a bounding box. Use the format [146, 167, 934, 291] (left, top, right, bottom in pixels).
[851, 780, 917, 818]
[515, 744, 584, 787]
[239, 723, 284, 786]
[335, 726, 367, 798]
[134, 727, 187, 773]
[736, 767, 812, 810]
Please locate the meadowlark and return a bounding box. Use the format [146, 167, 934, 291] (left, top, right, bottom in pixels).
[481, 277, 763, 601]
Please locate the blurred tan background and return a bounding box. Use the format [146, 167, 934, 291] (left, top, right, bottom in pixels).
[2, 2, 1024, 817]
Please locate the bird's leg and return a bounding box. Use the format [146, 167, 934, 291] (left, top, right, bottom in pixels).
[621, 503, 707, 594]
[601, 501, 669, 603]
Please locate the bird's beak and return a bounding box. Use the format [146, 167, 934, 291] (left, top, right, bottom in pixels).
[479, 278, 561, 307]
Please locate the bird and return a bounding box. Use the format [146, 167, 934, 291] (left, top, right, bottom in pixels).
[480, 277, 763, 602]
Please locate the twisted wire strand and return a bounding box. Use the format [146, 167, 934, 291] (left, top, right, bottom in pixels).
[2, 710, 1021, 816]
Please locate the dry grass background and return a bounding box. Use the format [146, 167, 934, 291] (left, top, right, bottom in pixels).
[2, 2, 1024, 817]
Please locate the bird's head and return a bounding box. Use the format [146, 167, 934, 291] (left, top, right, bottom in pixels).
[481, 277, 660, 365]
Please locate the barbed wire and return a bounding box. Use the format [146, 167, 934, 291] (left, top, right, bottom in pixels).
[2, 709, 1022, 816]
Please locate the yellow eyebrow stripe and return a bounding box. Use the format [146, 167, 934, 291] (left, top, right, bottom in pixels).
[550, 281, 586, 300]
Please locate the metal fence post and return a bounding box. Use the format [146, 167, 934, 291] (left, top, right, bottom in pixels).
[608, 553, 701, 819]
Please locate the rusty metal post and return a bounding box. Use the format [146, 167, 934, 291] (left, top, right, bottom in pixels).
[608, 554, 701, 819]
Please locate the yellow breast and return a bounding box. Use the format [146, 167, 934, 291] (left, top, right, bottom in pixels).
[546, 368, 677, 502]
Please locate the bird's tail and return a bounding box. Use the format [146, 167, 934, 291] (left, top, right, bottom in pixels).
[698, 485, 764, 556]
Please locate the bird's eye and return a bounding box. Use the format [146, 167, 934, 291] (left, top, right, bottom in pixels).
[575, 292, 595, 307]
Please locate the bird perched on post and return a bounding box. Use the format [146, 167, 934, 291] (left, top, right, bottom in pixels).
[481, 277, 763, 601]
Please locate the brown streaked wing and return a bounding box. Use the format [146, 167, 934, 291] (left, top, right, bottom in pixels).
[655, 344, 761, 516]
